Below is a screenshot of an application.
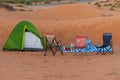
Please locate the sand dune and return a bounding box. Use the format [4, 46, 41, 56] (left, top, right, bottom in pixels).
[0, 3, 120, 80]
[1, 3, 120, 46]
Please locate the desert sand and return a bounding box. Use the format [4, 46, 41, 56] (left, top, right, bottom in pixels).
[0, 3, 120, 80]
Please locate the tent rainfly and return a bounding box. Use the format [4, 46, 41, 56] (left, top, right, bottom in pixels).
[3, 20, 46, 51]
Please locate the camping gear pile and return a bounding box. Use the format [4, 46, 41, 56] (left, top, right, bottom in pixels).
[62, 39, 98, 53]
[62, 33, 113, 55]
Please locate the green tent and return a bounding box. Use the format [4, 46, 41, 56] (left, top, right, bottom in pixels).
[3, 20, 46, 51]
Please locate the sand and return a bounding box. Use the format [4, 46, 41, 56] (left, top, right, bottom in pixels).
[0, 3, 120, 80]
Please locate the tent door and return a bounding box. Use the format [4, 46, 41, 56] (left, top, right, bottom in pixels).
[24, 32, 43, 50]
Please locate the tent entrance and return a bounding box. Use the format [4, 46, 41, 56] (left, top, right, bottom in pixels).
[24, 32, 43, 50]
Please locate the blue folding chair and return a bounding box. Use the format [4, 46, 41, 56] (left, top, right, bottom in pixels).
[96, 33, 113, 55]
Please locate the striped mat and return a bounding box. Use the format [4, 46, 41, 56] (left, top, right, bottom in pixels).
[62, 46, 112, 53]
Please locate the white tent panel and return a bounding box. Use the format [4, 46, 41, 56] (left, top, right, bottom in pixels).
[24, 32, 43, 49]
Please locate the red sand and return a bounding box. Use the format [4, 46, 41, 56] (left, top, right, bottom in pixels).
[0, 3, 120, 80]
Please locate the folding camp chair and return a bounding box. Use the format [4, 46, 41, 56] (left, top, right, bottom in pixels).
[44, 35, 63, 56]
[96, 33, 113, 55]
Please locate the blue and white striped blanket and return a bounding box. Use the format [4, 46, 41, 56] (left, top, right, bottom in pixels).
[62, 45, 112, 53]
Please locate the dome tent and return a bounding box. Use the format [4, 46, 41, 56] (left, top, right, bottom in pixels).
[3, 20, 45, 51]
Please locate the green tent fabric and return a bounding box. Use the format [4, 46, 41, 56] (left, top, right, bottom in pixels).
[3, 20, 46, 51]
